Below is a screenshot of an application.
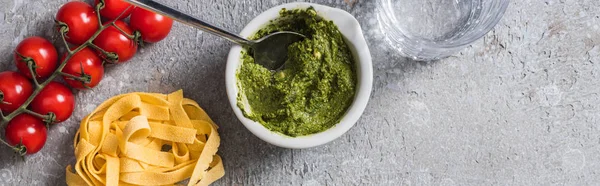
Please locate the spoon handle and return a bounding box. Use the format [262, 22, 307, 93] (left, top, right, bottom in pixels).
[123, 0, 252, 46]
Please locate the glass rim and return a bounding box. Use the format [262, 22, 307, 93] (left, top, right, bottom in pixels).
[377, 0, 510, 49]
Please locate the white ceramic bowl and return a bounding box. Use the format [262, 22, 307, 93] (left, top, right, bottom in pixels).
[225, 2, 372, 149]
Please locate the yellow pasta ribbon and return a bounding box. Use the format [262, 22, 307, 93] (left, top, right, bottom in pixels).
[66, 90, 224, 186]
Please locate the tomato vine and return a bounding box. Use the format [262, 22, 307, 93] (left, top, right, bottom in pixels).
[0, 1, 139, 155]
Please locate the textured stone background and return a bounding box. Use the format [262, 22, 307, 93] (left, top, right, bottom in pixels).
[1, 0, 600, 185]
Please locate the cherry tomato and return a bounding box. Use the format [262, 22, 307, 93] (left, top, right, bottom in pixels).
[31, 82, 75, 123]
[95, 0, 134, 20]
[4, 114, 47, 154]
[0, 71, 33, 114]
[93, 20, 138, 63]
[130, 7, 173, 43]
[61, 48, 105, 89]
[56, 1, 100, 45]
[14, 37, 58, 79]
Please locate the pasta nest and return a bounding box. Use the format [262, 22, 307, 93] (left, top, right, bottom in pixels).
[66, 90, 224, 186]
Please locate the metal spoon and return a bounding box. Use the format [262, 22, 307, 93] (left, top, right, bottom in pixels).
[123, 0, 305, 70]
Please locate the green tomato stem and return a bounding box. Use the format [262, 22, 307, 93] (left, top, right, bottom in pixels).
[95, 1, 105, 28]
[56, 21, 73, 54]
[22, 109, 48, 120]
[110, 22, 135, 39]
[88, 43, 119, 63]
[15, 52, 40, 86]
[60, 71, 91, 84]
[114, 5, 134, 21]
[0, 138, 14, 149]
[26, 61, 40, 87]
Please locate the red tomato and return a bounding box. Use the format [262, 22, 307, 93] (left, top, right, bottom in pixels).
[14, 37, 58, 79]
[95, 0, 134, 20]
[130, 7, 173, 43]
[61, 48, 105, 89]
[93, 20, 138, 63]
[31, 82, 75, 123]
[4, 114, 47, 154]
[56, 1, 100, 45]
[0, 71, 33, 114]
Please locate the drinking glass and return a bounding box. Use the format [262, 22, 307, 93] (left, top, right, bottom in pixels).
[377, 0, 509, 61]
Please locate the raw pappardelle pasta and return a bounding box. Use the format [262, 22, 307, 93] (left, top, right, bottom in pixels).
[66, 90, 224, 186]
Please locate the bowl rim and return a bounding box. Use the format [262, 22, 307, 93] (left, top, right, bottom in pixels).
[225, 2, 373, 149]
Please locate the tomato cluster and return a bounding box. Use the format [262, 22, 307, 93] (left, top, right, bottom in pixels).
[0, 0, 173, 155]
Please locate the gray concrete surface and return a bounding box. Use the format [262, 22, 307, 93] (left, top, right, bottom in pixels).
[1, 0, 600, 185]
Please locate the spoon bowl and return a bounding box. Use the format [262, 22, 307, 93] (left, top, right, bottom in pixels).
[250, 31, 305, 70]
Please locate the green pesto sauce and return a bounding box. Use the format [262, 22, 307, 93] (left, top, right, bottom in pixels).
[236, 7, 356, 137]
